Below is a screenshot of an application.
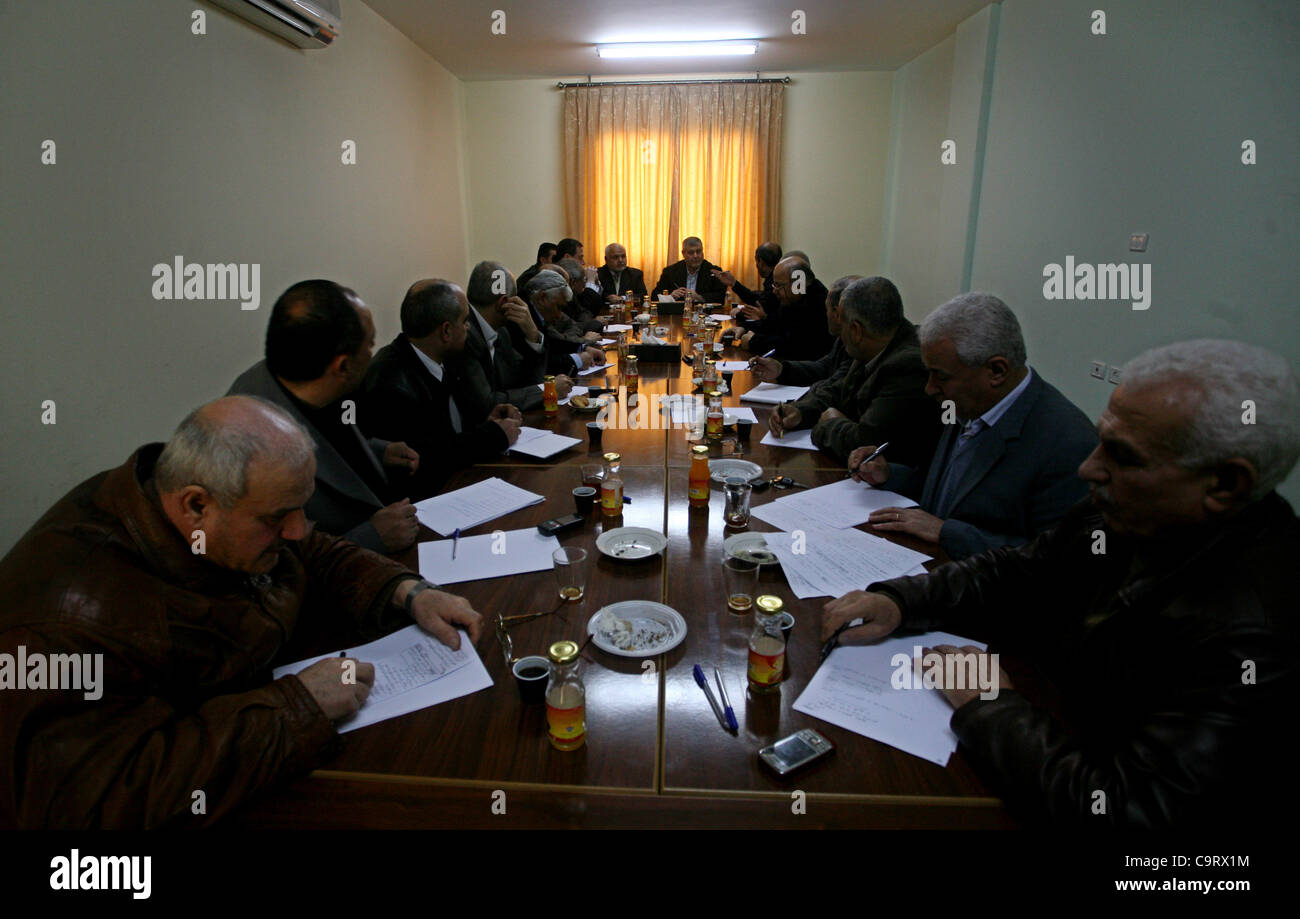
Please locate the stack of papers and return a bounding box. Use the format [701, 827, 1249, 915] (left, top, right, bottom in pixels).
[741, 382, 810, 404]
[760, 427, 817, 450]
[751, 478, 917, 532]
[763, 525, 931, 599]
[418, 527, 560, 586]
[273, 624, 493, 733]
[578, 362, 610, 376]
[793, 632, 986, 766]
[415, 477, 545, 536]
[509, 426, 582, 459]
[604, 323, 632, 332]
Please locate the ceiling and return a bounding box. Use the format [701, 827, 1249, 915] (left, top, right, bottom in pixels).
[362, 0, 990, 80]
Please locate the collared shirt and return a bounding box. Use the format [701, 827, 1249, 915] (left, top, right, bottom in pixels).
[474, 304, 543, 360]
[608, 268, 623, 293]
[686, 268, 699, 291]
[409, 341, 462, 434]
[933, 368, 1034, 515]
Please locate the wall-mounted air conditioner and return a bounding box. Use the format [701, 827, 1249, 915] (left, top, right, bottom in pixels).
[208, 0, 342, 49]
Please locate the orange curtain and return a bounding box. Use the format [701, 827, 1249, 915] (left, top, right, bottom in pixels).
[563, 82, 783, 291]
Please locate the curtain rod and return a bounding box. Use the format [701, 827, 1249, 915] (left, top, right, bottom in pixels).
[556, 76, 790, 88]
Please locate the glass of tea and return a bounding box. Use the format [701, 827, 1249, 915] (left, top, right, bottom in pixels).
[553, 547, 589, 602]
[722, 555, 759, 613]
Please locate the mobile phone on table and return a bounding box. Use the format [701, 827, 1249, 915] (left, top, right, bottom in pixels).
[758, 729, 834, 776]
[537, 514, 584, 537]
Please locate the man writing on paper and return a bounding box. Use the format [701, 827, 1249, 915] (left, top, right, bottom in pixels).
[752, 274, 861, 393]
[359, 279, 522, 500]
[848, 292, 1095, 560]
[767, 277, 938, 466]
[823, 340, 1300, 828]
[0, 396, 483, 828]
[732, 256, 832, 361]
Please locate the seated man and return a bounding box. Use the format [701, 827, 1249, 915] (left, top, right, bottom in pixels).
[733, 256, 832, 361]
[824, 339, 1300, 828]
[0, 396, 482, 828]
[752, 274, 860, 389]
[462, 260, 569, 415]
[653, 236, 726, 304]
[554, 257, 605, 330]
[526, 270, 605, 376]
[358, 279, 523, 500]
[848, 292, 1096, 560]
[597, 243, 647, 303]
[516, 241, 557, 298]
[769, 276, 937, 466]
[712, 241, 781, 320]
[228, 280, 421, 553]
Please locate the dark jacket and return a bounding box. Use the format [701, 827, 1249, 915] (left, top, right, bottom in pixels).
[884, 370, 1096, 560]
[791, 322, 939, 466]
[869, 493, 1300, 828]
[778, 337, 852, 389]
[461, 307, 545, 415]
[0, 445, 415, 828]
[731, 273, 774, 309]
[358, 335, 509, 501]
[654, 258, 727, 302]
[598, 265, 647, 300]
[227, 361, 390, 552]
[742, 277, 832, 361]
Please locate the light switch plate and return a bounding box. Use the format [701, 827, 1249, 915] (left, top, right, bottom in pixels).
[1129, 233, 1149, 252]
[1107, 365, 1122, 384]
[1090, 361, 1106, 380]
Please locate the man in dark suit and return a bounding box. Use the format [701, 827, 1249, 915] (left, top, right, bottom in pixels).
[771, 277, 940, 466]
[653, 236, 727, 304]
[227, 280, 422, 554]
[516, 241, 557, 300]
[597, 243, 647, 302]
[712, 241, 781, 318]
[849, 292, 1096, 560]
[752, 274, 860, 391]
[461, 260, 571, 416]
[733, 256, 832, 361]
[525, 270, 606, 376]
[555, 258, 605, 330]
[359, 279, 522, 501]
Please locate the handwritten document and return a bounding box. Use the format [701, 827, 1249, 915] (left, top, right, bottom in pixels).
[764, 525, 932, 599]
[414, 477, 545, 536]
[752, 478, 917, 531]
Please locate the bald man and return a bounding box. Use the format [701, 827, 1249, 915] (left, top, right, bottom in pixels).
[597, 243, 647, 302]
[734, 256, 832, 361]
[0, 396, 482, 828]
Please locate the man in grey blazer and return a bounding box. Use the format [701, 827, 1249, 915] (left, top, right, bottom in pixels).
[228, 280, 422, 554]
[850, 292, 1096, 560]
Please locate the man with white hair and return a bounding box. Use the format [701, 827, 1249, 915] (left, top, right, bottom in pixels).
[848, 292, 1096, 560]
[597, 243, 646, 303]
[526, 269, 605, 375]
[0, 396, 482, 828]
[825, 339, 1300, 827]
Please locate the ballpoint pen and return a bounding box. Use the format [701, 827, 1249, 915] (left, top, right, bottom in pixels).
[693, 664, 730, 732]
[451, 528, 460, 559]
[713, 666, 738, 732]
[819, 617, 865, 663]
[748, 348, 776, 369]
[848, 442, 890, 478]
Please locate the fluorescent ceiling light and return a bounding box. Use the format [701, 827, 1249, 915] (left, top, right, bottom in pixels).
[597, 40, 758, 59]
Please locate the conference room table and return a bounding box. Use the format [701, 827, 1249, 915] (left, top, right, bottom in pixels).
[232, 311, 1020, 829]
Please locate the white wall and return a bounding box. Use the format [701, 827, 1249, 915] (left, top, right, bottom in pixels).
[0, 0, 471, 553]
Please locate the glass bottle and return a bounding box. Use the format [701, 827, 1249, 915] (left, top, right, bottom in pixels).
[545, 640, 586, 751]
[688, 444, 711, 508]
[600, 452, 623, 517]
[703, 357, 719, 388]
[625, 354, 639, 395]
[542, 375, 558, 415]
[705, 389, 724, 441]
[748, 595, 787, 694]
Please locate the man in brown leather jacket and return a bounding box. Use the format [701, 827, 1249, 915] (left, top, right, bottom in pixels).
[823, 339, 1300, 827]
[0, 396, 482, 828]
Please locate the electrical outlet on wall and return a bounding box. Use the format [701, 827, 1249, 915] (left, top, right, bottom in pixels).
[1090, 361, 1106, 380]
[1107, 366, 1122, 385]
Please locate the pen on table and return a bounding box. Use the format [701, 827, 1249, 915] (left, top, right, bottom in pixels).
[451, 528, 460, 559]
[713, 666, 739, 732]
[848, 442, 890, 478]
[693, 664, 730, 732]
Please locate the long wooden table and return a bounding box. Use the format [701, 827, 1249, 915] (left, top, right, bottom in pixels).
[232, 313, 1017, 828]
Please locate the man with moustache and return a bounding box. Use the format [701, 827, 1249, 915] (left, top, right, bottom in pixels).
[597, 243, 647, 303]
[732, 256, 832, 361]
[654, 236, 726, 304]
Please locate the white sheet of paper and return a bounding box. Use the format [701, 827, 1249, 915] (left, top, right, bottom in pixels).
[578, 363, 611, 376]
[760, 427, 817, 450]
[509, 426, 582, 459]
[415, 477, 545, 536]
[764, 525, 932, 599]
[717, 360, 751, 372]
[657, 294, 676, 303]
[536, 383, 583, 405]
[598, 337, 616, 346]
[708, 313, 733, 322]
[273, 624, 492, 733]
[418, 527, 560, 586]
[793, 631, 986, 766]
[741, 382, 810, 404]
[604, 323, 632, 332]
[721, 406, 758, 423]
[751, 478, 918, 531]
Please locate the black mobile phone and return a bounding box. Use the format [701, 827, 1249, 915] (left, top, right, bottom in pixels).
[758, 729, 835, 776]
[537, 514, 584, 537]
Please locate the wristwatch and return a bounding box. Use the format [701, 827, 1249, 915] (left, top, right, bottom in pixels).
[402, 578, 439, 615]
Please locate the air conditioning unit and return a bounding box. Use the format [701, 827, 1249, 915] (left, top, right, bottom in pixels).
[208, 0, 342, 48]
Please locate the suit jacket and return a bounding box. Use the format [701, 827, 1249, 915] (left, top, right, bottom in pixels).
[461, 308, 545, 416]
[0, 444, 415, 827]
[597, 265, 647, 300]
[358, 335, 509, 501]
[654, 258, 727, 302]
[886, 370, 1096, 560]
[742, 277, 832, 361]
[791, 322, 940, 466]
[778, 337, 852, 389]
[227, 361, 390, 553]
[731, 273, 775, 309]
[870, 493, 1300, 828]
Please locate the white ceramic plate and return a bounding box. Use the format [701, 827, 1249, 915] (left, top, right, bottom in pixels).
[709, 458, 763, 485]
[587, 601, 687, 658]
[724, 532, 780, 567]
[596, 526, 668, 560]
